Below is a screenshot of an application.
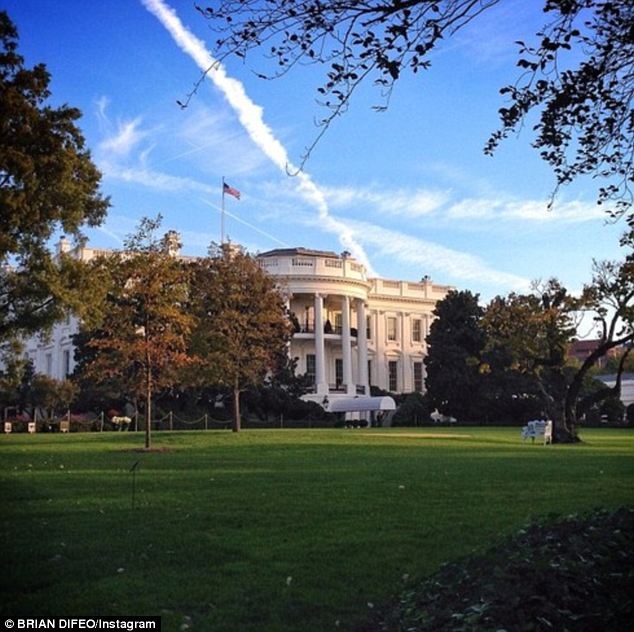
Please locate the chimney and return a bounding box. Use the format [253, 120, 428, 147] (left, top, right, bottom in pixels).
[57, 236, 71, 255]
[163, 230, 181, 257]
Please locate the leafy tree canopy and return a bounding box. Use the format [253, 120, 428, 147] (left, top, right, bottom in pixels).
[0, 11, 109, 340]
[195, 0, 632, 219]
[78, 217, 194, 448]
[425, 259, 633, 440]
[424, 289, 485, 420]
[188, 243, 292, 431]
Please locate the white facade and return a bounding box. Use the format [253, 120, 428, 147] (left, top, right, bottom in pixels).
[21, 237, 114, 380]
[18, 233, 193, 380]
[17, 240, 452, 400]
[257, 248, 451, 405]
[23, 314, 79, 381]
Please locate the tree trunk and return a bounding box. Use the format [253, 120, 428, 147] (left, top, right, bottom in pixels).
[232, 383, 241, 433]
[535, 370, 578, 443]
[145, 363, 152, 450]
[563, 342, 632, 443]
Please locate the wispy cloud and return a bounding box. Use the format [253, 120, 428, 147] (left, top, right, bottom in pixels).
[447, 197, 603, 222]
[95, 99, 149, 158]
[173, 105, 268, 175]
[100, 160, 213, 194]
[93, 97, 217, 194]
[141, 0, 375, 274]
[324, 185, 451, 217]
[448, 0, 539, 67]
[323, 182, 603, 225]
[347, 219, 531, 292]
[95, 225, 124, 247]
[94, 95, 110, 129]
[99, 117, 148, 156]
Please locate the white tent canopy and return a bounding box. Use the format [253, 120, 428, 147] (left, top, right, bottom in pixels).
[326, 396, 396, 413]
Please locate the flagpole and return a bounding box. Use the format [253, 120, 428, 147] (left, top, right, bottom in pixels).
[221, 176, 225, 245]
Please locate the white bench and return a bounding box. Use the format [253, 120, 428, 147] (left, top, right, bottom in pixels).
[521, 419, 553, 445]
[111, 416, 131, 430]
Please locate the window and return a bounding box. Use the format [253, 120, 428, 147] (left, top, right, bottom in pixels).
[45, 353, 53, 376]
[412, 319, 422, 343]
[387, 317, 397, 341]
[368, 360, 372, 386]
[366, 315, 372, 340]
[63, 350, 71, 377]
[303, 306, 314, 333]
[388, 361, 398, 392]
[335, 358, 343, 388]
[413, 362, 424, 392]
[334, 312, 343, 335]
[306, 354, 316, 384]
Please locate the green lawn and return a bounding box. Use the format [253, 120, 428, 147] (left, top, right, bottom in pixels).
[1, 427, 633, 631]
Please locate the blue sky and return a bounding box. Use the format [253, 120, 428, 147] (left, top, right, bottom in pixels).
[5, 0, 624, 301]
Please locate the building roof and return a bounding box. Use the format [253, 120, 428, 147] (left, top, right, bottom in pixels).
[571, 339, 603, 353]
[327, 395, 397, 412]
[258, 247, 342, 259]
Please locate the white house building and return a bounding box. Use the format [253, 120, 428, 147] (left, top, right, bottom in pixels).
[16, 238, 451, 412]
[19, 236, 112, 383]
[257, 247, 451, 411]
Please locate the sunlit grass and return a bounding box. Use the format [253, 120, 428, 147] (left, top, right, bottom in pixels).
[1, 427, 632, 631]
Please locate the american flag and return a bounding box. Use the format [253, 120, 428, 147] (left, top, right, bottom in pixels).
[223, 182, 241, 200]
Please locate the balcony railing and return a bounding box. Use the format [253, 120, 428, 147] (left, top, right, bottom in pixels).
[292, 320, 358, 337]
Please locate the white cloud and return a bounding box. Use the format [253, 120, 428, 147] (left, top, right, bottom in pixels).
[448, 197, 603, 222]
[95, 224, 124, 247]
[100, 160, 213, 194]
[448, 0, 540, 67]
[94, 95, 110, 129]
[320, 182, 602, 226]
[324, 185, 450, 217]
[173, 105, 269, 176]
[99, 117, 148, 157]
[348, 219, 531, 292]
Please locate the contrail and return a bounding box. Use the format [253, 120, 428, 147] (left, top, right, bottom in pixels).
[142, 0, 374, 273]
[199, 198, 291, 248]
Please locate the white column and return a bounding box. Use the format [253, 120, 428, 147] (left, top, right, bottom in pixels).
[341, 295, 354, 394]
[314, 293, 328, 395]
[356, 299, 369, 395]
[401, 312, 409, 390]
[284, 293, 292, 359]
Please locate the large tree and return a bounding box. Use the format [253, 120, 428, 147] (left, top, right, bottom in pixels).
[564, 257, 634, 428]
[484, 262, 633, 441]
[425, 262, 633, 439]
[0, 11, 109, 341]
[194, 0, 632, 218]
[188, 244, 292, 432]
[78, 219, 194, 449]
[424, 289, 486, 421]
[484, 279, 578, 439]
[0, 339, 31, 411]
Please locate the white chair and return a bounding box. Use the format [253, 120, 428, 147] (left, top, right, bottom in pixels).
[521, 419, 552, 445]
[543, 420, 553, 445]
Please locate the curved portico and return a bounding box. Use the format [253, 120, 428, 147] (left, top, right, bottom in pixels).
[259, 248, 371, 399]
[258, 247, 452, 415]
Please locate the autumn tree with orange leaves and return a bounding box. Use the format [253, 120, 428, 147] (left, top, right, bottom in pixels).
[79, 218, 195, 449]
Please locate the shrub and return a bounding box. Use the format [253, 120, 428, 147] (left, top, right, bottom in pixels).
[391, 392, 431, 427]
[374, 507, 633, 631]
